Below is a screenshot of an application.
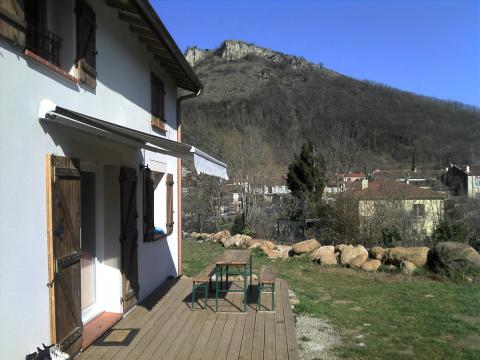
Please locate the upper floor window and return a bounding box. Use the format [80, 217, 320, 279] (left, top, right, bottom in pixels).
[75, 0, 96, 87]
[151, 72, 166, 131]
[24, 0, 61, 67]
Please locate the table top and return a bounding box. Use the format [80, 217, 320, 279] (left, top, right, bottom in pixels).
[216, 249, 252, 266]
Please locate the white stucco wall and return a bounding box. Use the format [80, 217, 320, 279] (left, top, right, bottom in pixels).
[0, 1, 181, 358]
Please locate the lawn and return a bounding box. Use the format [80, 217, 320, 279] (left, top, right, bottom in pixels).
[182, 239, 480, 360]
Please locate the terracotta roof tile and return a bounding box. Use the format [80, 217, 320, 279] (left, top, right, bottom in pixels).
[352, 180, 446, 200]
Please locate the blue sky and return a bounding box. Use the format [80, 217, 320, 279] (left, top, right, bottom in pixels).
[153, 0, 480, 107]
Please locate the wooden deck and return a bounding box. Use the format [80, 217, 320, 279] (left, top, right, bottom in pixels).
[79, 278, 299, 360]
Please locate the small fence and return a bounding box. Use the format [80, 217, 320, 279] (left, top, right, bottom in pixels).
[275, 219, 307, 244]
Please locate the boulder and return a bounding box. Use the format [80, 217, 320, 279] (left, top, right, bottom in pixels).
[361, 259, 382, 272]
[189, 232, 212, 241]
[401, 260, 417, 275]
[220, 235, 235, 248]
[311, 246, 337, 265]
[335, 244, 348, 253]
[371, 246, 387, 261]
[385, 247, 430, 267]
[292, 239, 320, 255]
[350, 253, 369, 269]
[340, 245, 368, 266]
[386, 264, 398, 272]
[211, 230, 231, 244]
[230, 234, 252, 248]
[428, 242, 480, 276]
[273, 244, 292, 259]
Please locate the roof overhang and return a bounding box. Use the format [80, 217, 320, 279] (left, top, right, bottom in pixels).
[38, 99, 228, 180]
[106, 0, 202, 93]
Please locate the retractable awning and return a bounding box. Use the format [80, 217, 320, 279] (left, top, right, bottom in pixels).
[38, 99, 228, 179]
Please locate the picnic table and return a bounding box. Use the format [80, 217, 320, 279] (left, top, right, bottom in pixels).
[215, 249, 252, 313]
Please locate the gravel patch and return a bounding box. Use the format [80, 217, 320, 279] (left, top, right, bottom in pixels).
[295, 314, 341, 360]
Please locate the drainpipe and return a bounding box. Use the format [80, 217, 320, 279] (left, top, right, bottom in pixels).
[176, 88, 202, 276]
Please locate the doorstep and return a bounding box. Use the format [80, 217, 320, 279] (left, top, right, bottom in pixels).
[82, 312, 123, 350]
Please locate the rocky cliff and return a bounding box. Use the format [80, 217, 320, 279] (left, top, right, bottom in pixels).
[185, 40, 320, 71]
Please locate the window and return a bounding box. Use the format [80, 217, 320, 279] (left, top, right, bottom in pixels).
[151, 73, 166, 131]
[413, 203, 425, 217]
[143, 169, 174, 242]
[24, 0, 62, 66]
[75, 0, 96, 87]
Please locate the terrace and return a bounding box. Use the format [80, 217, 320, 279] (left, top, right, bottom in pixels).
[79, 277, 299, 360]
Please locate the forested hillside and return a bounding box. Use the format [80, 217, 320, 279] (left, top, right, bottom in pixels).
[182, 40, 480, 178]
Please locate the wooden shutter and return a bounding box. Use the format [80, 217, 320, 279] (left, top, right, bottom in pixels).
[151, 73, 166, 132]
[0, 0, 26, 46]
[75, 0, 96, 88]
[143, 168, 154, 242]
[166, 173, 174, 235]
[46, 155, 83, 357]
[119, 167, 139, 314]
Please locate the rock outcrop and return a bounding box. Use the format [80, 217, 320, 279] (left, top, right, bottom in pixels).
[185, 40, 320, 71]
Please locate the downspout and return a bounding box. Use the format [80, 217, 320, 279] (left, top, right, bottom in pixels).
[176, 88, 202, 276]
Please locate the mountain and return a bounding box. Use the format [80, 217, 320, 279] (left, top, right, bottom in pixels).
[181, 40, 480, 178]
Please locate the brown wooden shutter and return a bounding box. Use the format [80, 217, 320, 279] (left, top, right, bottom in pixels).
[75, 0, 96, 88]
[0, 0, 26, 46]
[46, 154, 83, 357]
[166, 173, 174, 235]
[143, 168, 154, 242]
[119, 167, 139, 314]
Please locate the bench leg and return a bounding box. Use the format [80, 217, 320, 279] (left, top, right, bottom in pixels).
[204, 282, 208, 309]
[256, 284, 261, 311]
[272, 283, 275, 311]
[192, 282, 196, 309]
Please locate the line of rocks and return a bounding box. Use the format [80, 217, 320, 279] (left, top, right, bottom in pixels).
[186, 231, 480, 277]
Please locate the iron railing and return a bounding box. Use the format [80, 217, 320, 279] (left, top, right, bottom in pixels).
[26, 20, 62, 66]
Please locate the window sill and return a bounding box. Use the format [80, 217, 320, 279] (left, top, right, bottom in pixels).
[24, 49, 79, 84]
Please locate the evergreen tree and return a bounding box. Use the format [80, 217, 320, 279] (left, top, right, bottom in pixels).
[286, 141, 326, 218]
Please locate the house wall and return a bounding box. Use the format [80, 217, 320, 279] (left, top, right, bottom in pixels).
[0, 1, 181, 357]
[359, 199, 444, 237]
[467, 175, 480, 198]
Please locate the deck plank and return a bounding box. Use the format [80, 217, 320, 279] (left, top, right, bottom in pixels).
[201, 313, 228, 359]
[238, 305, 256, 360]
[280, 280, 300, 360]
[274, 280, 289, 360]
[188, 311, 219, 360]
[226, 311, 247, 360]
[214, 313, 237, 360]
[264, 312, 276, 360]
[251, 311, 266, 360]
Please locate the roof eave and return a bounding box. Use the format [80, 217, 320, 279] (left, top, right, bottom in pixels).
[131, 0, 203, 93]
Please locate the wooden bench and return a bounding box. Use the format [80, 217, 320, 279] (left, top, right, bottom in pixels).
[257, 265, 275, 311]
[191, 264, 216, 309]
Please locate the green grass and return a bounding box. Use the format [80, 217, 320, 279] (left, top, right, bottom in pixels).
[182, 239, 480, 360]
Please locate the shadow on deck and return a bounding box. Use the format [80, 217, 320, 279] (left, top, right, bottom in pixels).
[79, 278, 299, 360]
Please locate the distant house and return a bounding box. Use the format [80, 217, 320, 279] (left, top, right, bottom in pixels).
[352, 181, 446, 239]
[0, 1, 227, 358]
[441, 164, 480, 198]
[325, 172, 367, 194]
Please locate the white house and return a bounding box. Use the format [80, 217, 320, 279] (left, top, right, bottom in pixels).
[0, 0, 227, 358]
